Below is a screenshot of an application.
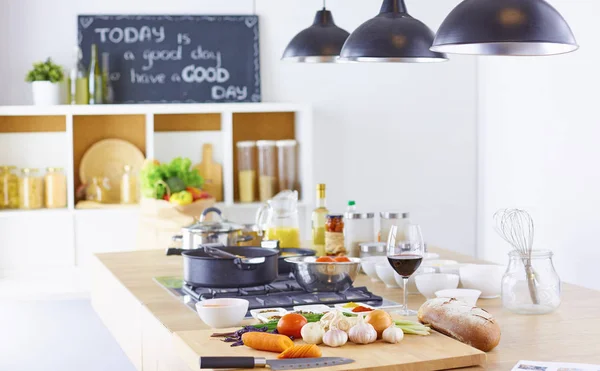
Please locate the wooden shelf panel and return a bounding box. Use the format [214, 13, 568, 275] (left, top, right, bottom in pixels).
[72, 115, 146, 200]
[232, 112, 296, 202]
[0, 115, 66, 133]
[154, 113, 221, 132]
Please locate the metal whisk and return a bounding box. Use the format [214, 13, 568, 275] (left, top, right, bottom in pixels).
[494, 209, 539, 304]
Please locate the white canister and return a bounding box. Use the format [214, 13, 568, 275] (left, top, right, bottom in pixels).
[31, 81, 62, 105]
[343, 212, 375, 257]
[379, 211, 410, 243]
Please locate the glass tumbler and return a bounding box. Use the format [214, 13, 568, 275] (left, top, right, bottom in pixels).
[236, 141, 256, 203]
[276, 140, 297, 192]
[502, 250, 561, 315]
[256, 140, 277, 202]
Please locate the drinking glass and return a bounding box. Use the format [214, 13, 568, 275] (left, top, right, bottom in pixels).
[387, 224, 425, 316]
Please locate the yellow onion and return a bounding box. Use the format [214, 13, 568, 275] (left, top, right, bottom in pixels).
[365, 310, 393, 339]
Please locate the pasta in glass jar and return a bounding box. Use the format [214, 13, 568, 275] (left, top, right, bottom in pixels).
[0, 166, 19, 209]
[19, 168, 43, 209]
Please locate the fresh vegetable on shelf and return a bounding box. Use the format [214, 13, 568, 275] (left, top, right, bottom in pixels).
[169, 191, 193, 205]
[187, 187, 212, 201]
[140, 157, 204, 199]
[241, 332, 294, 353]
[277, 344, 322, 359]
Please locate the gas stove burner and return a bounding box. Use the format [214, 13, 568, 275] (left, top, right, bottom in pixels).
[181, 275, 384, 312]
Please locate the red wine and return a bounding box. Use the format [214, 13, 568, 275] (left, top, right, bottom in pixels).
[388, 255, 423, 277]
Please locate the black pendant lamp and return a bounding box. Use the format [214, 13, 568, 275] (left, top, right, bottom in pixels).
[431, 0, 578, 56]
[338, 0, 447, 63]
[281, 2, 350, 63]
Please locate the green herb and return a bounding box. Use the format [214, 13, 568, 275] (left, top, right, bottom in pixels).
[140, 157, 204, 199]
[25, 58, 64, 83]
[394, 320, 431, 336]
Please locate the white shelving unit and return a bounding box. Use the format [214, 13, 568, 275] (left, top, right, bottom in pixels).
[0, 102, 313, 297]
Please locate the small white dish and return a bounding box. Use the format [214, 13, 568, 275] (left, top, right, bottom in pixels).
[334, 302, 375, 314]
[415, 273, 460, 299]
[250, 307, 288, 323]
[460, 264, 506, 298]
[395, 266, 436, 293]
[376, 263, 400, 288]
[293, 304, 331, 314]
[435, 289, 482, 306]
[361, 257, 384, 282]
[196, 298, 249, 328]
[422, 259, 459, 272]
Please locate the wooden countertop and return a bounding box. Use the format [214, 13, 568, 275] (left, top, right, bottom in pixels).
[93, 248, 600, 370]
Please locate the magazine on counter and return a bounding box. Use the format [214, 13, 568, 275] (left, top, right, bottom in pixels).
[513, 360, 600, 371]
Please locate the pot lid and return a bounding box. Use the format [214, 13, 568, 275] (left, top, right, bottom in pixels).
[183, 218, 243, 234]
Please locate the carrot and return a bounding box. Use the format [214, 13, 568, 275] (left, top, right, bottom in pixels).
[277, 344, 322, 359]
[241, 332, 294, 353]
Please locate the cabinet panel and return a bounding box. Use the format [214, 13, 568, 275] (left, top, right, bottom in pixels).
[154, 113, 221, 132]
[0, 115, 66, 133]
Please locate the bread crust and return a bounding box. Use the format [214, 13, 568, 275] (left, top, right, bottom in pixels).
[418, 298, 501, 352]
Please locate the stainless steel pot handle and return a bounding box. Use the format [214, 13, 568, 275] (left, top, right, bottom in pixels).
[200, 207, 223, 222]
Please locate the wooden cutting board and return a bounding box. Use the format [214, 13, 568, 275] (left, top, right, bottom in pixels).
[194, 143, 223, 202]
[173, 328, 486, 371]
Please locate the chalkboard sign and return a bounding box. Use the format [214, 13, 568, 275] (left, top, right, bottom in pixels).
[78, 15, 261, 103]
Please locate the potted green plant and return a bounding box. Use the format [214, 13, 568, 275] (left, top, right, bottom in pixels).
[25, 58, 65, 105]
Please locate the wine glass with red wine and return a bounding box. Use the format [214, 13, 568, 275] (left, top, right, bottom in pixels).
[387, 224, 424, 316]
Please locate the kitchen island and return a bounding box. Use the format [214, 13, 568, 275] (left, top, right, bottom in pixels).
[91, 248, 600, 371]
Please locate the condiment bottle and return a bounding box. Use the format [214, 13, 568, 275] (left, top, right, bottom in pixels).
[44, 167, 67, 208]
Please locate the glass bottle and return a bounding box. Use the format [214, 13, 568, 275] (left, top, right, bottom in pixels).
[101, 52, 114, 104]
[19, 168, 43, 209]
[120, 165, 138, 204]
[0, 166, 19, 209]
[86, 177, 109, 203]
[502, 250, 561, 315]
[237, 141, 256, 203]
[67, 46, 89, 105]
[325, 214, 344, 256]
[311, 184, 328, 256]
[44, 167, 67, 208]
[256, 140, 277, 202]
[88, 44, 103, 104]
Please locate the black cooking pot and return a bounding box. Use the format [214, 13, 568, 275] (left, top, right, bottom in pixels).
[181, 246, 279, 288]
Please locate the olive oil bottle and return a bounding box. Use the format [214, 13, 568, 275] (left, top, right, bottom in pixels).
[67, 46, 88, 105]
[88, 44, 103, 104]
[311, 184, 328, 256]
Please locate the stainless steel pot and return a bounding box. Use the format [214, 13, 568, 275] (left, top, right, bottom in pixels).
[173, 207, 252, 249]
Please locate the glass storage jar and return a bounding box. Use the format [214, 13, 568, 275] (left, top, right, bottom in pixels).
[44, 167, 67, 208]
[276, 140, 297, 192]
[256, 140, 277, 202]
[19, 168, 43, 209]
[120, 165, 138, 204]
[325, 214, 344, 256]
[502, 250, 561, 315]
[0, 166, 19, 209]
[236, 141, 257, 203]
[344, 212, 375, 257]
[87, 177, 110, 203]
[379, 211, 410, 242]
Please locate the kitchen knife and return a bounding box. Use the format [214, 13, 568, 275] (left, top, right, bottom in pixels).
[199, 357, 354, 370]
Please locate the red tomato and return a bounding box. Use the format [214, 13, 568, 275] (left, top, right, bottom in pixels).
[276, 313, 308, 338]
[334, 256, 351, 262]
[316, 256, 335, 263]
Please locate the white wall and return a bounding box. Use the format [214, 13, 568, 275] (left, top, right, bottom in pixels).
[0, 0, 478, 256]
[477, 0, 600, 290]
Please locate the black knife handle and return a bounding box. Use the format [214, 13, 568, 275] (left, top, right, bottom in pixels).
[165, 248, 187, 256]
[199, 357, 258, 369]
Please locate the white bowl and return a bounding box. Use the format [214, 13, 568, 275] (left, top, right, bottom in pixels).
[415, 273, 460, 299]
[422, 259, 459, 272]
[195, 298, 249, 328]
[459, 264, 506, 298]
[375, 263, 400, 288]
[395, 266, 436, 293]
[435, 289, 482, 306]
[361, 257, 385, 282]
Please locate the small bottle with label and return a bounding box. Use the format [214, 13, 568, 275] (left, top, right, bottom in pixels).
[311, 184, 328, 256]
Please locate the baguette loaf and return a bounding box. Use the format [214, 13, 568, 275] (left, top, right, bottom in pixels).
[418, 298, 501, 352]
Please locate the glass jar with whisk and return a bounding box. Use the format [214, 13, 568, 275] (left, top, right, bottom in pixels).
[502, 250, 561, 315]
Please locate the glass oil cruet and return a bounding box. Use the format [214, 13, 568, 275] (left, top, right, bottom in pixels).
[255, 190, 301, 248]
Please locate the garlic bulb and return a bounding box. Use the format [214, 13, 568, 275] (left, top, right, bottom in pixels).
[319, 311, 337, 330]
[332, 315, 353, 333]
[300, 322, 325, 345]
[382, 325, 404, 344]
[322, 326, 348, 347]
[348, 315, 377, 344]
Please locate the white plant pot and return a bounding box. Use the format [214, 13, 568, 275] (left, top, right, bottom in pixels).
[31, 81, 62, 106]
